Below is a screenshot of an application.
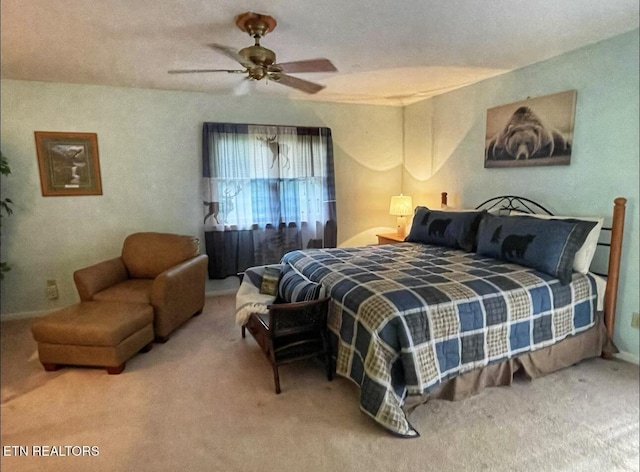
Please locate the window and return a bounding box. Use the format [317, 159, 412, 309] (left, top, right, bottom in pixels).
[201, 123, 337, 277]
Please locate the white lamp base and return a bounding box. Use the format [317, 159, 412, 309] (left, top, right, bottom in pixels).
[396, 216, 407, 238]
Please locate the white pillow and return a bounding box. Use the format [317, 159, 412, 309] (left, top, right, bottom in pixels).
[441, 205, 502, 215]
[510, 211, 604, 274]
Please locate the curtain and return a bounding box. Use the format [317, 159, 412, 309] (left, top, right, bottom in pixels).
[202, 123, 337, 279]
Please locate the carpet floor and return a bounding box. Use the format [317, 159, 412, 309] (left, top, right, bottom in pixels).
[1, 294, 638, 472]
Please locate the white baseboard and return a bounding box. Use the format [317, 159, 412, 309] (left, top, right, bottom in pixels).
[3, 303, 638, 366]
[205, 288, 238, 297]
[613, 351, 640, 365]
[2, 293, 236, 320]
[1, 309, 51, 321]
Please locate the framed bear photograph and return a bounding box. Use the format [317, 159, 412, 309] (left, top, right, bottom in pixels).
[484, 90, 577, 168]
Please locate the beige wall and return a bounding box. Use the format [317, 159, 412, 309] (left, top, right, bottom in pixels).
[0, 80, 402, 315]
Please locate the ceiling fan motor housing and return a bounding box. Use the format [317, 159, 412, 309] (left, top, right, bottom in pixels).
[239, 45, 276, 68]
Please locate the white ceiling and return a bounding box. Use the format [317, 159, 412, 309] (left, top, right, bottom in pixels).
[2, 0, 638, 106]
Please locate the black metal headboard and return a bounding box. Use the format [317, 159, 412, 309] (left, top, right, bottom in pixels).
[474, 195, 554, 215]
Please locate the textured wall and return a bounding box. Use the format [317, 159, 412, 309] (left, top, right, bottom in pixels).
[403, 29, 639, 361]
[2, 29, 636, 360]
[0, 82, 402, 315]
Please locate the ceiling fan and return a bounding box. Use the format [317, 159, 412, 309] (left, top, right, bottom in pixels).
[168, 12, 337, 94]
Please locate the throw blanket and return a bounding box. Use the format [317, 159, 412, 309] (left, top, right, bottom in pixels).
[281, 243, 598, 437]
[235, 264, 282, 326]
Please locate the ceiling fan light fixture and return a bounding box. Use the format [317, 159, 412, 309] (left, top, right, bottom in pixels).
[249, 68, 267, 80]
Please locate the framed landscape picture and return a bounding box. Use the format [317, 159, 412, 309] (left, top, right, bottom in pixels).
[484, 90, 577, 168]
[35, 131, 102, 196]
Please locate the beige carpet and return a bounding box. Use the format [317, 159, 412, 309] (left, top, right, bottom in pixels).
[1, 294, 639, 472]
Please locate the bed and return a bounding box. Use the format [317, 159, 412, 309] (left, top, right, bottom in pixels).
[279, 195, 627, 437]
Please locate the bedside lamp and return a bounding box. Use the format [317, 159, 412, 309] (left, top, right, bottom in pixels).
[389, 194, 413, 238]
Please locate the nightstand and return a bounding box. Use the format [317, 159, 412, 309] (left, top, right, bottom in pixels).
[376, 233, 406, 245]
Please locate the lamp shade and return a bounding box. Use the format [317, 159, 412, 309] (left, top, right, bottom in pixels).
[389, 195, 413, 216]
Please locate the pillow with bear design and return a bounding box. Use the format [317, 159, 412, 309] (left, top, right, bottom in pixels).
[405, 207, 486, 252]
[476, 213, 597, 284]
[510, 210, 604, 274]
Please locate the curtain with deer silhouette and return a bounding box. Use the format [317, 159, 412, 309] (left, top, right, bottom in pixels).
[202, 123, 337, 279]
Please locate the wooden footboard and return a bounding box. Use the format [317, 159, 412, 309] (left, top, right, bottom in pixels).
[603, 197, 627, 340]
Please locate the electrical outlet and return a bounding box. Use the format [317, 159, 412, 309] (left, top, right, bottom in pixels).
[46, 280, 59, 300]
[631, 312, 640, 330]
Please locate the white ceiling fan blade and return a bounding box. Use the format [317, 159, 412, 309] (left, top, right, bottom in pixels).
[233, 78, 256, 96]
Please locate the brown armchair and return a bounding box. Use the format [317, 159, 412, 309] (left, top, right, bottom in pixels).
[73, 232, 209, 342]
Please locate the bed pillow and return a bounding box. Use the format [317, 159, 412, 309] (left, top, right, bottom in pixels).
[259, 266, 282, 296]
[476, 214, 597, 284]
[405, 207, 486, 252]
[510, 211, 604, 274]
[442, 205, 503, 215]
[278, 264, 325, 303]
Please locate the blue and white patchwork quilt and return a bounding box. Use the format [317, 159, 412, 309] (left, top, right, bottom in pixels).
[281, 242, 598, 437]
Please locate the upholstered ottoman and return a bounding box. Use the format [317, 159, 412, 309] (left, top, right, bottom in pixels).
[31, 301, 154, 374]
